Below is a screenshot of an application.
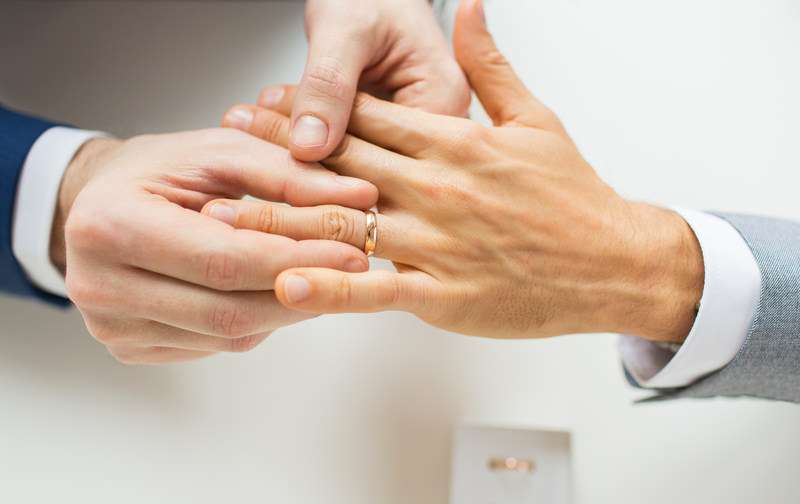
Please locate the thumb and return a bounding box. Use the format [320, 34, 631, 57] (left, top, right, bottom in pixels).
[453, 0, 564, 133]
[290, 26, 372, 162]
[276, 269, 425, 315]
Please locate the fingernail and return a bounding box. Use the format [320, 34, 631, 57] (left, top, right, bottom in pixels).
[225, 107, 253, 130]
[207, 203, 236, 225]
[284, 275, 311, 303]
[260, 87, 285, 108]
[292, 115, 328, 148]
[334, 175, 368, 188]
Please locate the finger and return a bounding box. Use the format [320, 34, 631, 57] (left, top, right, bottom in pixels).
[73, 264, 317, 339]
[260, 84, 449, 159]
[91, 198, 370, 292]
[453, 0, 565, 133]
[86, 316, 272, 353]
[275, 268, 433, 315]
[346, 93, 454, 157]
[138, 323, 272, 353]
[258, 84, 297, 117]
[223, 104, 415, 195]
[107, 345, 214, 366]
[224, 103, 290, 149]
[188, 128, 378, 210]
[290, 26, 372, 162]
[203, 199, 404, 259]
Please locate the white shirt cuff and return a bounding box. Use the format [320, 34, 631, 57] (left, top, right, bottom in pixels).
[620, 208, 762, 388]
[12, 127, 107, 298]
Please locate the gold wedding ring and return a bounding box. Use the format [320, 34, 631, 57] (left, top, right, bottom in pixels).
[364, 210, 378, 257]
[487, 457, 536, 474]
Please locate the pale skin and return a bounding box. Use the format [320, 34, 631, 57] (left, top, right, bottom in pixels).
[211, 0, 705, 344]
[50, 0, 469, 364]
[53, 130, 377, 364]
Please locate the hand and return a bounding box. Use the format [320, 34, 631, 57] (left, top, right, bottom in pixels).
[53, 129, 377, 364]
[259, 0, 470, 162]
[216, 0, 704, 343]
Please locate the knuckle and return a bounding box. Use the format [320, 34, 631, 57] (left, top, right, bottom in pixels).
[335, 275, 353, 307]
[65, 273, 114, 311]
[64, 207, 115, 254]
[202, 249, 244, 291]
[261, 113, 286, 143]
[442, 123, 490, 162]
[383, 273, 403, 307]
[320, 207, 355, 242]
[351, 92, 375, 116]
[110, 349, 141, 366]
[87, 321, 119, 345]
[64, 273, 91, 306]
[461, 123, 491, 148]
[303, 60, 353, 103]
[226, 333, 266, 353]
[208, 302, 256, 339]
[255, 205, 277, 233]
[417, 175, 472, 207]
[481, 48, 511, 70]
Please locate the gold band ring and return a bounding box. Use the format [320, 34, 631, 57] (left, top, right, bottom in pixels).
[487, 457, 536, 474]
[364, 210, 378, 257]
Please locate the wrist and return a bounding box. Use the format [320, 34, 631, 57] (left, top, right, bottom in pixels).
[50, 137, 121, 272]
[605, 203, 704, 343]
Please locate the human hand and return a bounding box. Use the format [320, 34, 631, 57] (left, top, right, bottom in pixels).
[215, 0, 704, 343]
[52, 129, 377, 364]
[265, 0, 469, 162]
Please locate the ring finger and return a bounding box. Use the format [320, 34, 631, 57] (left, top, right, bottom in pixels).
[202, 199, 420, 263]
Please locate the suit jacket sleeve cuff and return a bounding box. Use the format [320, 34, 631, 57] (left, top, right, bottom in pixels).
[12, 127, 107, 298]
[620, 208, 761, 388]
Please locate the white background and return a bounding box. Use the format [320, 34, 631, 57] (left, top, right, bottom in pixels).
[1, 1, 799, 502]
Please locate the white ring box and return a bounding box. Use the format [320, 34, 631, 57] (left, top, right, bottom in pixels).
[450, 425, 573, 504]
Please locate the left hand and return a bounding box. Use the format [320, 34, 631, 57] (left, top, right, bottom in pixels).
[244, 0, 470, 163]
[212, 0, 704, 343]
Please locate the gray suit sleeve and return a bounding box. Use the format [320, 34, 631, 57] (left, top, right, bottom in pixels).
[649, 213, 800, 403]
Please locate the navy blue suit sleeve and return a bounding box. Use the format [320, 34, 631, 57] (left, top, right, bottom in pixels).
[0, 104, 70, 306]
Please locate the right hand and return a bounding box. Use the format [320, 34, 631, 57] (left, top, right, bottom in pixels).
[279, 0, 470, 162]
[53, 129, 377, 364]
[217, 0, 703, 344]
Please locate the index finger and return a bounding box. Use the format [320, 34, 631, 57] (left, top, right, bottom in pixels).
[257, 86, 460, 158]
[190, 128, 378, 211]
[223, 104, 415, 196]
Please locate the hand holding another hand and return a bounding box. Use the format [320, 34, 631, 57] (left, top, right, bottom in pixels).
[216, 0, 704, 343]
[283, 0, 470, 161]
[54, 129, 376, 364]
[50, 0, 469, 365]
